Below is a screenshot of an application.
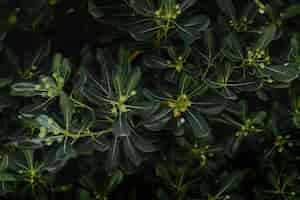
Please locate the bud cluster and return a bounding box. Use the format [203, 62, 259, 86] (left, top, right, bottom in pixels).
[167, 94, 191, 118]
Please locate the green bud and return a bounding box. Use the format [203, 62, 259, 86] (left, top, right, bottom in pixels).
[57, 77, 64, 84]
[46, 139, 53, 146]
[35, 85, 42, 90]
[119, 104, 128, 112]
[258, 8, 265, 14]
[44, 83, 51, 89]
[57, 137, 63, 143]
[39, 128, 47, 138]
[291, 192, 296, 196]
[288, 142, 293, 147]
[130, 90, 137, 96]
[119, 95, 127, 103]
[8, 13, 17, 25]
[48, 118, 55, 125]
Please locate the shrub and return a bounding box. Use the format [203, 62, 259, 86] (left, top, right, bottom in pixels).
[0, 0, 300, 199]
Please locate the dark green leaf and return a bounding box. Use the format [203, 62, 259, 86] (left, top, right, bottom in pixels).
[256, 24, 277, 50]
[216, 0, 236, 19]
[281, 4, 300, 20]
[88, 0, 103, 20]
[107, 170, 123, 192]
[185, 111, 210, 138]
[59, 92, 74, 130]
[10, 82, 40, 97]
[262, 64, 298, 82]
[176, 15, 210, 44]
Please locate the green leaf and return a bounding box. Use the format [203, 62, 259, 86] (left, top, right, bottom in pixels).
[132, 135, 157, 153]
[107, 170, 123, 192]
[290, 35, 299, 60]
[194, 97, 227, 115]
[216, 0, 236, 20]
[79, 189, 91, 200]
[143, 108, 172, 131]
[88, 0, 103, 20]
[90, 138, 110, 152]
[126, 19, 158, 41]
[0, 172, 16, 182]
[128, 0, 155, 16]
[0, 172, 15, 195]
[217, 171, 243, 197]
[30, 41, 50, 66]
[252, 111, 266, 124]
[36, 114, 64, 132]
[262, 64, 298, 82]
[52, 53, 71, 81]
[175, 15, 210, 44]
[45, 144, 76, 173]
[256, 24, 277, 50]
[157, 189, 169, 200]
[0, 155, 9, 171]
[281, 4, 300, 20]
[0, 77, 12, 88]
[185, 111, 210, 138]
[59, 92, 74, 130]
[222, 33, 244, 62]
[220, 87, 238, 100]
[123, 137, 142, 166]
[179, 73, 194, 93]
[230, 137, 242, 155]
[106, 138, 120, 171]
[180, 0, 197, 11]
[112, 114, 131, 137]
[10, 82, 40, 97]
[0, 97, 10, 112]
[126, 67, 141, 94]
[143, 54, 169, 69]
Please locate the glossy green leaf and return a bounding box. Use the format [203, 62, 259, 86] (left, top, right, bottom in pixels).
[143, 55, 169, 69]
[176, 15, 210, 44]
[185, 111, 210, 138]
[0, 172, 16, 182]
[59, 92, 74, 130]
[106, 137, 120, 171]
[79, 189, 91, 200]
[180, 0, 197, 11]
[143, 108, 172, 131]
[281, 4, 300, 20]
[52, 53, 71, 81]
[262, 64, 298, 82]
[216, 0, 236, 20]
[123, 137, 142, 166]
[256, 24, 277, 50]
[0, 77, 12, 88]
[0, 155, 9, 171]
[10, 82, 40, 97]
[107, 170, 123, 192]
[132, 135, 157, 153]
[217, 171, 243, 196]
[112, 114, 131, 137]
[36, 114, 63, 132]
[222, 34, 244, 62]
[127, 19, 158, 41]
[126, 67, 141, 94]
[88, 0, 103, 20]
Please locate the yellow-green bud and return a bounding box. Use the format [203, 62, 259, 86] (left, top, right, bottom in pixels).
[8, 13, 17, 25]
[119, 95, 127, 103]
[35, 85, 42, 90]
[130, 90, 137, 96]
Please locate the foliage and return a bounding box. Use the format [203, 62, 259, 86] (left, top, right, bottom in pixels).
[0, 0, 300, 199]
